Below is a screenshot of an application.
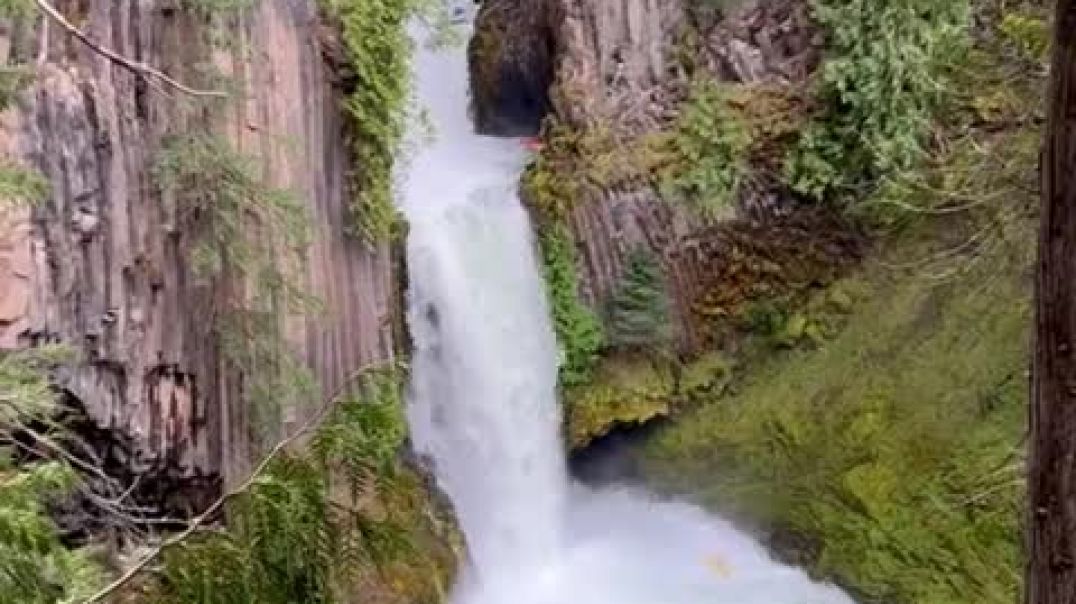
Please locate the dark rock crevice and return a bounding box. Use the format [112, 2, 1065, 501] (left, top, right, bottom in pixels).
[468, 0, 556, 136]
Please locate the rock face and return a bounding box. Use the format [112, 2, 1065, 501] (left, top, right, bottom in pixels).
[556, 0, 827, 352]
[469, 0, 557, 135]
[0, 0, 398, 494]
[472, 0, 828, 352]
[695, 0, 821, 85]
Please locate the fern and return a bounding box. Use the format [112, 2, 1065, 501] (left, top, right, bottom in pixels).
[151, 366, 427, 604]
[0, 350, 103, 603]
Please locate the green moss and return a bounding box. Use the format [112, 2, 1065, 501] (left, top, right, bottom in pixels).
[643, 225, 1029, 603]
[735, 278, 867, 350]
[565, 357, 675, 448]
[319, 0, 444, 243]
[565, 352, 732, 449]
[636, 8, 1040, 596]
[523, 120, 667, 224]
[538, 224, 604, 388]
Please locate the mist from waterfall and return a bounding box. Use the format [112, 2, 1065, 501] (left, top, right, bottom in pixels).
[399, 14, 856, 604]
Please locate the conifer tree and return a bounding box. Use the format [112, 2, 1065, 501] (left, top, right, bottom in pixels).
[609, 249, 674, 354]
[1029, 1, 1076, 601]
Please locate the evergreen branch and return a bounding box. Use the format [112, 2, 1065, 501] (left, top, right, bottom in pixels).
[80, 360, 400, 604]
[0, 407, 123, 494]
[33, 0, 227, 98]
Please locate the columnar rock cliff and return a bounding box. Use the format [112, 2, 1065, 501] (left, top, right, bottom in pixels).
[473, 0, 841, 353]
[0, 0, 397, 494]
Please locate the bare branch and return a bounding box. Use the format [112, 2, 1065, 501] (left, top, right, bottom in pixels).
[33, 0, 227, 98]
[80, 361, 401, 604]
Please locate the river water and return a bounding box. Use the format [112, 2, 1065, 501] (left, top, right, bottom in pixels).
[399, 14, 855, 604]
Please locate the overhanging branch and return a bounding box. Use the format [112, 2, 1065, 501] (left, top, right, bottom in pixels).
[79, 361, 401, 604]
[34, 0, 227, 98]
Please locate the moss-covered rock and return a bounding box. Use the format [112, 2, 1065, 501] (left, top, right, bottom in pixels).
[565, 352, 733, 449]
[641, 222, 1031, 603]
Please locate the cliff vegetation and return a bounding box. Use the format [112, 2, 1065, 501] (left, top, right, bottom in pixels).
[521, 0, 1045, 602]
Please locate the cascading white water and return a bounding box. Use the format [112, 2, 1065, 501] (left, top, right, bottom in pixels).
[401, 12, 857, 604]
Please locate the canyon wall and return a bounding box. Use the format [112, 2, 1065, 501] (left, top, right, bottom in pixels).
[473, 0, 834, 352]
[0, 0, 397, 495]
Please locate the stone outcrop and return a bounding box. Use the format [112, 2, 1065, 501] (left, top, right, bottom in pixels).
[695, 0, 822, 85]
[472, 0, 828, 352]
[469, 0, 557, 135]
[0, 0, 398, 493]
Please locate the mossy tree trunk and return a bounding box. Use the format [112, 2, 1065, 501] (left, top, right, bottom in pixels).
[1030, 1, 1076, 602]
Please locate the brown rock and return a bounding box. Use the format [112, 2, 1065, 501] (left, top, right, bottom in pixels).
[0, 0, 397, 491]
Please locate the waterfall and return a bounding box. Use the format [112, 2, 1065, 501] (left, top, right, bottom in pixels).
[399, 13, 857, 604]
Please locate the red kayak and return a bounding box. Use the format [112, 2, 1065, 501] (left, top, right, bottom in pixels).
[521, 136, 544, 152]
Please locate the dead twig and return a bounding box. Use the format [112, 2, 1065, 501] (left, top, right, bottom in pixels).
[80, 361, 401, 603]
[33, 0, 227, 98]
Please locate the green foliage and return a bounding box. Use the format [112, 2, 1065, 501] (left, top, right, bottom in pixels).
[661, 80, 751, 217]
[0, 0, 35, 18]
[154, 134, 311, 281]
[181, 0, 253, 17]
[154, 134, 319, 439]
[644, 229, 1030, 603]
[0, 349, 103, 604]
[318, 0, 452, 243]
[609, 249, 673, 353]
[523, 120, 667, 224]
[785, 0, 970, 201]
[152, 366, 445, 604]
[856, 6, 1043, 235]
[538, 224, 604, 388]
[0, 346, 74, 424]
[0, 161, 48, 207]
[998, 11, 1050, 63]
[0, 460, 103, 604]
[640, 10, 1040, 592]
[0, 65, 33, 111]
[312, 367, 406, 492]
[178, 0, 254, 50]
[326, 0, 409, 243]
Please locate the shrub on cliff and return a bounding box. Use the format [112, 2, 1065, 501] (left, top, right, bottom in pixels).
[0, 349, 102, 603]
[149, 366, 456, 604]
[785, 0, 970, 201]
[539, 225, 604, 388]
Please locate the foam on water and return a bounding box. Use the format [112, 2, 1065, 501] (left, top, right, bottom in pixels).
[400, 12, 856, 604]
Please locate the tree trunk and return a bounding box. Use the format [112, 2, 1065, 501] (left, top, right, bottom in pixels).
[1030, 2, 1076, 602]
